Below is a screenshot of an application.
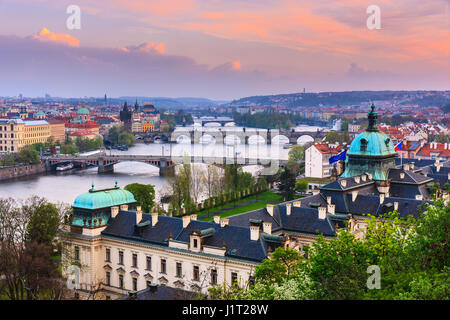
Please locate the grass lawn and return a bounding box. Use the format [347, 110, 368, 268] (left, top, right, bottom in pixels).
[201, 201, 276, 222]
[196, 190, 283, 217]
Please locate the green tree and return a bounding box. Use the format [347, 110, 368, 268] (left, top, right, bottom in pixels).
[295, 179, 308, 193]
[25, 199, 60, 247]
[124, 183, 155, 213]
[307, 231, 374, 299]
[278, 168, 296, 201]
[17, 147, 40, 164]
[324, 131, 343, 144]
[288, 146, 305, 163]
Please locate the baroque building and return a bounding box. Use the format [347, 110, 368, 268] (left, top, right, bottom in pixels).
[62, 105, 449, 299]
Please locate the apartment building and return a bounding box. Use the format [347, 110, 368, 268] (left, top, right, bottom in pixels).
[0, 118, 51, 153]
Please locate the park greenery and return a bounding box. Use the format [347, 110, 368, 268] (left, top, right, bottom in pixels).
[160, 109, 194, 128]
[208, 200, 449, 300]
[108, 126, 136, 147]
[324, 130, 350, 144]
[165, 163, 269, 217]
[0, 146, 40, 166]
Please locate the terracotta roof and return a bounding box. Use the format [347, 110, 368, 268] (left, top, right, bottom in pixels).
[314, 143, 344, 155]
[416, 143, 450, 157]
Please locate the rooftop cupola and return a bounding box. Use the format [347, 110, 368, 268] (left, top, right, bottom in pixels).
[367, 104, 379, 132]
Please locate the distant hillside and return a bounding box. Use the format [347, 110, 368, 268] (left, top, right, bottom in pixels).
[119, 96, 228, 109]
[228, 90, 450, 108]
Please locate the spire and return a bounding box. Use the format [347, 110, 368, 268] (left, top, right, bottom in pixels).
[367, 103, 379, 132]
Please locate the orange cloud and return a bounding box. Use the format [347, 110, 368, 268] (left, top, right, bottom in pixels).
[33, 27, 79, 47]
[232, 60, 241, 70]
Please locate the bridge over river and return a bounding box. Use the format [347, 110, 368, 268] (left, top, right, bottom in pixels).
[42, 154, 288, 176]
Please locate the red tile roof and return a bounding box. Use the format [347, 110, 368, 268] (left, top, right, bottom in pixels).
[416, 143, 450, 157]
[314, 143, 345, 154]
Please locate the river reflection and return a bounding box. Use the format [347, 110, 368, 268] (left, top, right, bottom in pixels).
[0, 142, 288, 205]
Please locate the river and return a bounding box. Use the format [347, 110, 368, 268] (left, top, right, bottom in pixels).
[0, 141, 290, 206]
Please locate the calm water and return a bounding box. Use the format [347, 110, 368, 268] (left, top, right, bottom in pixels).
[0, 141, 289, 206]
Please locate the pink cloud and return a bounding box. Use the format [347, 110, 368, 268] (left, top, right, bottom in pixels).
[121, 42, 165, 54]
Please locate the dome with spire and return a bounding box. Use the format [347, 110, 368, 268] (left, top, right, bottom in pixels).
[341, 104, 397, 181]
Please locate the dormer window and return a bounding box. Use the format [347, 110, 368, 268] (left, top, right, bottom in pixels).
[360, 138, 368, 152]
[193, 239, 198, 248]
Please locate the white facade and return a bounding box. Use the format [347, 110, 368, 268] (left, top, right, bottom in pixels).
[64, 221, 257, 299]
[305, 145, 331, 178]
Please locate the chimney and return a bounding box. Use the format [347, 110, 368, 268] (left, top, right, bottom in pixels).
[327, 196, 332, 205]
[436, 164, 441, 172]
[250, 225, 260, 241]
[213, 216, 220, 224]
[293, 200, 301, 207]
[318, 207, 327, 220]
[151, 212, 158, 226]
[410, 162, 415, 170]
[327, 204, 335, 215]
[182, 215, 191, 228]
[394, 202, 399, 210]
[286, 203, 292, 216]
[120, 204, 128, 211]
[111, 206, 119, 218]
[190, 214, 197, 221]
[380, 193, 385, 204]
[220, 218, 229, 228]
[415, 194, 423, 200]
[352, 190, 358, 202]
[263, 222, 272, 234]
[266, 204, 274, 217]
[400, 172, 405, 179]
[354, 176, 360, 184]
[340, 180, 347, 188]
[136, 207, 142, 224]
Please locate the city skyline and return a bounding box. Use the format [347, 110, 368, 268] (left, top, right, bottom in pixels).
[0, 0, 449, 99]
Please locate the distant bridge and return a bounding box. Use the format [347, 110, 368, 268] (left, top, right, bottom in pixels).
[42, 154, 287, 176]
[169, 128, 328, 145]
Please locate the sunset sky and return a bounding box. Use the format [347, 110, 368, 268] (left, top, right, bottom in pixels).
[0, 0, 449, 99]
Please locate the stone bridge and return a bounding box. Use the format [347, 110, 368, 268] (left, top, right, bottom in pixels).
[169, 128, 328, 145]
[42, 154, 287, 176]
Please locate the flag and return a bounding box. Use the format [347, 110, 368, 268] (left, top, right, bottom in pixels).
[395, 141, 403, 151]
[329, 150, 347, 164]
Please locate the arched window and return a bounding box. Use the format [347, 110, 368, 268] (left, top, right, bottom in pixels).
[360, 138, 368, 152]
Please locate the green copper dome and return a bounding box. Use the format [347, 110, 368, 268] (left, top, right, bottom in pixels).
[341, 104, 397, 181]
[73, 185, 136, 210]
[77, 107, 90, 115]
[347, 131, 396, 157]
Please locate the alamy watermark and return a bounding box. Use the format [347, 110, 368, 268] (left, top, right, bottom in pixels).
[366, 265, 381, 289]
[66, 5, 81, 30]
[366, 5, 381, 30]
[169, 129, 282, 176]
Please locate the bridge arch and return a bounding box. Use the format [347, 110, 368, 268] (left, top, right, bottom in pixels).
[199, 134, 216, 144]
[297, 135, 314, 146]
[271, 135, 290, 145]
[248, 135, 266, 145]
[204, 122, 221, 127]
[224, 134, 241, 145]
[176, 135, 191, 144]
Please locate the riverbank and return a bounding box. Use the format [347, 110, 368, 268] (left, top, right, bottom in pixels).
[0, 163, 47, 181]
